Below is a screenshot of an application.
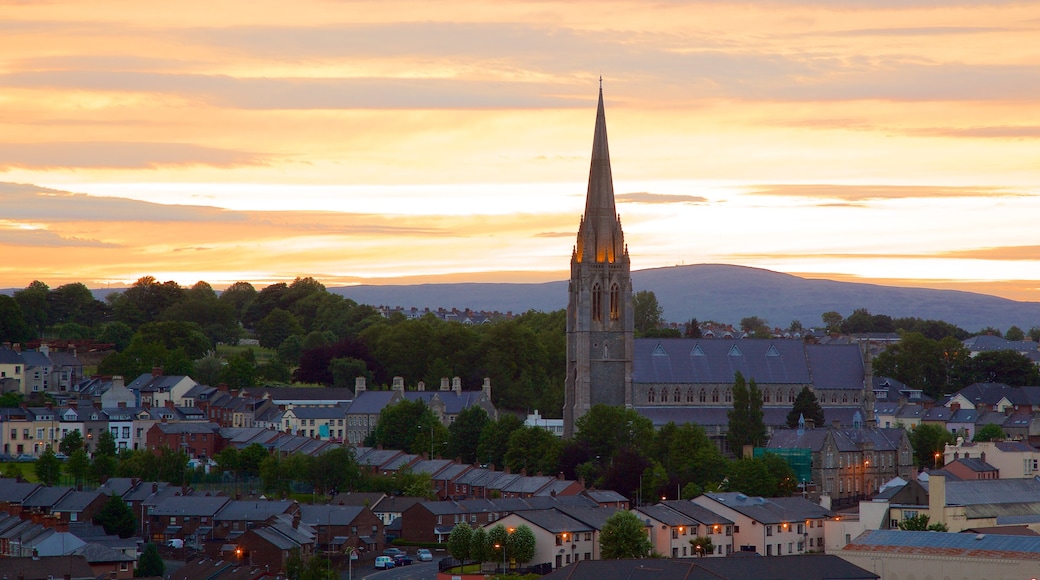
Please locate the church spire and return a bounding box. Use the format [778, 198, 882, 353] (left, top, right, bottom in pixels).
[576, 84, 625, 264]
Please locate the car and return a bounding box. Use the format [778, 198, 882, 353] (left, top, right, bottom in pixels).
[53, 452, 69, 461]
[374, 556, 395, 569]
[416, 548, 433, 562]
[392, 554, 413, 567]
[15, 454, 35, 462]
[382, 547, 405, 557]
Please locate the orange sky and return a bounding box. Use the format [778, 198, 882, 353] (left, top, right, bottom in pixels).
[2, 1, 1040, 303]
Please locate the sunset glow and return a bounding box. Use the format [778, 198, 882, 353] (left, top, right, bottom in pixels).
[2, 1, 1040, 301]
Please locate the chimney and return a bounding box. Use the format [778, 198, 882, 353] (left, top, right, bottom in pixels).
[452, 377, 462, 395]
[440, 378, 450, 391]
[165, 400, 175, 409]
[392, 377, 404, 391]
[152, 482, 158, 493]
[482, 378, 492, 399]
[416, 381, 425, 392]
[112, 375, 125, 390]
[40, 344, 49, 356]
[152, 366, 163, 377]
[354, 377, 367, 397]
[68, 399, 78, 409]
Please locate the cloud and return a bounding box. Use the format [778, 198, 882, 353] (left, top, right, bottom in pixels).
[725, 246, 1040, 261]
[0, 184, 247, 222]
[937, 246, 1040, 261]
[909, 126, 1040, 139]
[747, 184, 1027, 201]
[0, 224, 118, 248]
[0, 142, 267, 170]
[616, 192, 709, 204]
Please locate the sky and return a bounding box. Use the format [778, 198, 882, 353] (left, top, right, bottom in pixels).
[3, 0, 1040, 303]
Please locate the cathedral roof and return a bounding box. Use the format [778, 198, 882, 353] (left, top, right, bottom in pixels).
[575, 84, 626, 264]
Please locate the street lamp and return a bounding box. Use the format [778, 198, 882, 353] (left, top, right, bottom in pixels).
[934, 451, 941, 469]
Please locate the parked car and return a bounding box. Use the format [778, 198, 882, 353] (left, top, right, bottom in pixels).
[53, 452, 69, 461]
[374, 556, 395, 569]
[15, 454, 34, 462]
[392, 554, 413, 567]
[382, 547, 405, 557]
[416, 548, 433, 562]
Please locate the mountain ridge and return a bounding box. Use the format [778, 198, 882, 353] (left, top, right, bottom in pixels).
[328, 264, 1039, 332]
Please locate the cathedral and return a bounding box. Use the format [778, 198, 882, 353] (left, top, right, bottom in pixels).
[563, 87, 874, 445]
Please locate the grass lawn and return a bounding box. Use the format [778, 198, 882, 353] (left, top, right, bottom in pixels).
[216, 344, 277, 364]
[1, 460, 38, 482]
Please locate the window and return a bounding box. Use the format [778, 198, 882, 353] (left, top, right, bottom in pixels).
[699, 390, 706, 403]
[609, 284, 620, 321]
[585, 533, 591, 541]
[591, 284, 602, 322]
[673, 388, 681, 403]
[763, 390, 771, 403]
[725, 390, 732, 403]
[686, 389, 695, 403]
[766, 525, 772, 536]
[712, 389, 720, 403]
[648, 388, 655, 403]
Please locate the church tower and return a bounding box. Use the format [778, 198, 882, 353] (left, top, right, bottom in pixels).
[563, 84, 634, 438]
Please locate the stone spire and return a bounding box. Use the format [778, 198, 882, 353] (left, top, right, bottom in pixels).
[575, 84, 626, 264]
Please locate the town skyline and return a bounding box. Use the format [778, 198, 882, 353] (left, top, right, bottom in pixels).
[3, 1, 1040, 301]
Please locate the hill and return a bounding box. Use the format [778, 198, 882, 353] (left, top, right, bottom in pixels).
[328, 264, 1040, 333]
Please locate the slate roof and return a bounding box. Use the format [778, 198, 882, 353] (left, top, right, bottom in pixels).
[20, 350, 51, 369]
[554, 506, 623, 530]
[347, 389, 491, 416]
[356, 448, 402, 467]
[635, 505, 698, 527]
[845, 528, 1040, 560]
[949, 457, 998, 473]
[214, 499, 296, 521]
[0, 555, 96, 580]
[701, 493, 834, 524]
[127, 372, 196, 392]
[632, 339, 816, 385]
[244, 386, 355, 402]
[23, 486, 73, 508]
[509, 509, 593, 534]
[541, 555, 877, 580]
[657, 500, 733, 526]
[768, 426, 906, 453]
[371, 496, 422, 514]
[934, 477, 1040, 506]
[0, 478, 43, 503]
[287, 405, 348, 420]
[409, 459, 454, 476]
[0, 348, 24, 365]
[154, 421, 220, 434]
[299, 504, 365, 526]
[150, 494, 231, 516]
[52, 490, 104, 512]
[72, 542, 136, 563]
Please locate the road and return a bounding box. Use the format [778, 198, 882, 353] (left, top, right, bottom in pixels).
[341, 560, 440, 580]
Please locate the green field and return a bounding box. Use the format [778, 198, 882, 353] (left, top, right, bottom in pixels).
[1, 461, 38, 482]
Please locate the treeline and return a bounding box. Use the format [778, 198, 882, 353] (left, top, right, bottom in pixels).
[1, 277, 564, 415]
[369, 401, 800, 502]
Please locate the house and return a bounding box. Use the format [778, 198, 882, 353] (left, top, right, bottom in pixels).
[0, 348, 25, 393]
[51, 490, 108, 524]
[640, 500, 733, 557]
[145, 422, 223, 458]
[230, 522, 315, 574]
[299, 504, 385, 554]
[884, 473, 1040, 533]
[20, 350, 52, 394]
[147, 494, 231, 545]
[127, 371, 198, 408]
[0, 555, 96, 580]
[0, 406, 34, 456]
[525, 410, 564, 437]
[27, 402, 63, 457]
[944, 439, 1040, 478]
[942, 457, 1000, 480]
[282, 404, 348, 441]
[491, 509, 600, 570]
[344, 376, 497, 446]
[71, 542, 137, 579]
[101, 376, 137, 410]
[766, 423, 914, 508]
[369, 496, 422, 527]
[212, 500, 299, 541]
[690, 492, 833, 556]
[541, 556, 877, 580]
[839, 529, 1040, 579]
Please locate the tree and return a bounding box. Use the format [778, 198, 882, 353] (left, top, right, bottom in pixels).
[136, 543, 164, 577]
[897, 513, 948, 532]
[786, 387, 825, 428]
[689, 536, 714, 557]
[1006, 325, 1025, 341]
[256, 308, 305, 349]
[470, 526, 490, 566]
[219, 281, 258, 324]
[66, 449, 91, 485]
[973, 424, 1006, 442]
[504, 426, 562, 475]
[488, 524, 509, 565]
[725, 455, 796, 498]
[94, 494, 137, 538]
[574, 404, 655, 463]
[476, 414, 524, 468]
[599, 510, 652, 559]
[653, 422, 728, 499]
[34, 448, 62, 486]
[96, 430, 117, 458]
[727, 372, 766, 458]
[962, 350, 1040, 386]
[60, 430, 84, 455]
[13, 280, 49, 336]
[739, 316, 769, 337]
[447, 523, 472, 562]
[821, 311, 843, 333]
[510, 524, 537, 565]
[1030, 326, 1040, 342]
[447, 406, 490, 464]
[633, 290, 664, 336]
[910, 424, 955, 468]
[683, 318, 702, 338]
[0, 295, 33, 343]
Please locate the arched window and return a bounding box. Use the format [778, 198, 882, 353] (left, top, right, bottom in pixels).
[831, 394, 837, 403]
[725, 390, 732, 403]
[842, 393, 848, 403]
[699, 390, 706, 403]
[788, 389, 796, 403]
[763, 390, 771, 403]
[609, 283, 620, 321]
[673, 388, 681, 403]
[648, 388, 655, 403]
[712, 389, 720, 403]
[687, 389, 695, 403]
[591, 284, 602, 322]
